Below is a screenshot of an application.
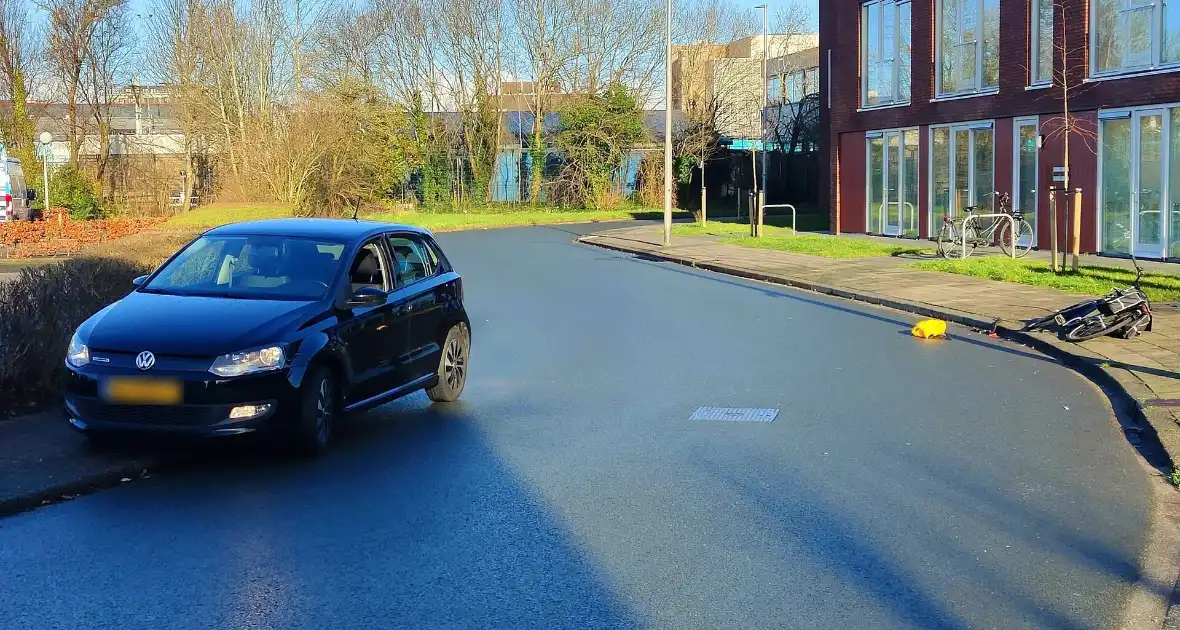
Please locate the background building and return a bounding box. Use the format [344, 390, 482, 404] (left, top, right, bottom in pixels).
[821, 0, 1180, 259]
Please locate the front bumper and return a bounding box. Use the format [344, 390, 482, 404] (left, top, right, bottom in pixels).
[64, 363, 300, 438]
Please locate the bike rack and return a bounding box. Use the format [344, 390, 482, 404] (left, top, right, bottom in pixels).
[959, 213, 1017, 260]
[762, 204, 796, 233]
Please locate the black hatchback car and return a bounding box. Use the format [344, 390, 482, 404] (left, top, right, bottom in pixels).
[64, 219, 470, 454]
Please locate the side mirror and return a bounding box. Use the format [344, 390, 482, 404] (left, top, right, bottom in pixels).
[347, 286, 386, 308]
[132, 275, 148, 287]
[26, 189, 35, 202]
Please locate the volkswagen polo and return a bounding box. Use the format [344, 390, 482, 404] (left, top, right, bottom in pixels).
[64, 219, 470, 455]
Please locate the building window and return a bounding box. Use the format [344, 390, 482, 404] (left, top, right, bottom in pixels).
[936, 0, 1000, 96]
[805, 67, 819, 94]
[861, 0, 911, 107]
[929, 122, 995, 231]
[768, 75, 782, 103]
[785, 72, 801, 102]
[1093, 0, 1180, 76]
[1030, 0, 1054, 85]
[866, 128, 920, 237]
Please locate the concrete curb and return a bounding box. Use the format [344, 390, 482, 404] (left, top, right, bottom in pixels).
[581, 233, 1180, 627]
[0, 455, 161, 519]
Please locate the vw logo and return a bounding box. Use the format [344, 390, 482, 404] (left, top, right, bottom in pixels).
[135, 351, 156, 371]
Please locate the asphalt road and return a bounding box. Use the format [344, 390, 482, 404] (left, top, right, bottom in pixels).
[0, 222, 1154, 629]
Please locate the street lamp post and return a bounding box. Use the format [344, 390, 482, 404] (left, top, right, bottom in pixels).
[38, 131, 51, 222]
[755, 3, 768, 238]
[662, 0, 673, 246]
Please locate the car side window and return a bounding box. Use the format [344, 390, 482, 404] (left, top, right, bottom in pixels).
[387, 235, 436, 287]
[348, 240, 391, 293]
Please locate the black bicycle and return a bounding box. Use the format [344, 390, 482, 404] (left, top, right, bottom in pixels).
[1022, 251, 1153, 342]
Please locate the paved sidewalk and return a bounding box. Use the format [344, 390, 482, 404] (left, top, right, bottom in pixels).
[581, 224, 1180, 473]
[0, 410, 163, 517]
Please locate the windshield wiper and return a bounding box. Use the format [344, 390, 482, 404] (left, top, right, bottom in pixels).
[138, 287, 187, 296]
[190, 291, 251, 299]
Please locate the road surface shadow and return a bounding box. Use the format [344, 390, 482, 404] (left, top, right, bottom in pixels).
[696, 448, 1113, 630]
[11, 400, 640, 630]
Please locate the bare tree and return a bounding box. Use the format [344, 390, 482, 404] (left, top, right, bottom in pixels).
[1038, 0, 1097, 271]
[670, 0, 753, 222]
[145, 0, 205, 208]
[39, 0, 123, 168]
[0, 0, 40, 162]
[510, 0, 577, 202]
[80, 0, 133, 200]
[435, 0, 503, 202]
[565, 0, 662, 100]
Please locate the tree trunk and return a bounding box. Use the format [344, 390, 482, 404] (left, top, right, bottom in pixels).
[67, 75, 80, 168]
[699, 157, 706, 224]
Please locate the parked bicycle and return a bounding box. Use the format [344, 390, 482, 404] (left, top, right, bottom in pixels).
[1022, 241, 1153, 342]
[936, 192, 1036, 259]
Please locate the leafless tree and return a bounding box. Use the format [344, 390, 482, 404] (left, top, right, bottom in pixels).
[1037, 0, 1097, 271]
[80, 0, 133, 199]
[564, 0, 662, 100]
[145, 0, 206, 208]
[669, 0, 753, 222]
[39, 0, 123, 168]
[0, 0, 41, 162]
[509, 0, 577, 202]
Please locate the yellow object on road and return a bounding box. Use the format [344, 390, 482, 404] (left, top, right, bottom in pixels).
[911, 319, 947, 339]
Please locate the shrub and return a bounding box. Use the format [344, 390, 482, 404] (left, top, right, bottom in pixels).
[51, 165, 102, 220]
[0, 257, 148, 414]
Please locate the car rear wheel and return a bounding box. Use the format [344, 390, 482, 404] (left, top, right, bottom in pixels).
[292, 367, 336, 456]
[427, 323, 469, 403]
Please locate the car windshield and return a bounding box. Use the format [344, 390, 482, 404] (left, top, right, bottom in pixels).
[143, 235, 346, 300]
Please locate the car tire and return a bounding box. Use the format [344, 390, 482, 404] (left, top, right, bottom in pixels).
[291, 366, 337, 456]
[426, 323, 469, 403]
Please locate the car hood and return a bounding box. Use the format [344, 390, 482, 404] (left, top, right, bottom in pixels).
[84, 291, 320, 356]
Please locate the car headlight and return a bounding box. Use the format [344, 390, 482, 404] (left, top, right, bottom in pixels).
[209, 345, 286, 377]
[66, 332, 90, 368]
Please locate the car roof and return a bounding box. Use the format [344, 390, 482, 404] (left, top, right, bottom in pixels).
[204, 218, 431, 242]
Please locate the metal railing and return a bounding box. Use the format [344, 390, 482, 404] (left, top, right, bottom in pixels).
[762, 204, 796, 233]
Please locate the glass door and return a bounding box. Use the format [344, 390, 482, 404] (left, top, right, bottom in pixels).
[929, 123, 995, 232]
[1014, 119, 1039, 248]
[1133, 110, 1166, 258]
[867, 135, 884, 233]
[884, 131, 902, 236]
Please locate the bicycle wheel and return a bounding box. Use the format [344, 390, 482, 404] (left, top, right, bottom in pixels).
[999, 220, 1035, 258]
[1022, 312, 1061, 332]
[1063, 312, 1134, 342]
[936, 222, 959, 259]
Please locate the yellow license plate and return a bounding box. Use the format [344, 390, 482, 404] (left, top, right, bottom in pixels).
[102, 377, 183, 405]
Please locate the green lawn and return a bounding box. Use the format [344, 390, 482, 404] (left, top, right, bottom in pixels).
[165, 202, 681, 231]
[674, 221, 932, 258]
[911, 257, 1180, 302]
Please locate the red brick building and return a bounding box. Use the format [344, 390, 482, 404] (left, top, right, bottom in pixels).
[820, 0, 1180, 258]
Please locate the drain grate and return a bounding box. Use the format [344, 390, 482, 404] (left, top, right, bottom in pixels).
[690, 407, 779, 422]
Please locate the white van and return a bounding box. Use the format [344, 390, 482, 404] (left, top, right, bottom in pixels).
[0, 156, 35, 222]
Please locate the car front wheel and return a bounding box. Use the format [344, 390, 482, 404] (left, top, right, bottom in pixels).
[427, 323, 469, 403]
[292, 367, 336, 456]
